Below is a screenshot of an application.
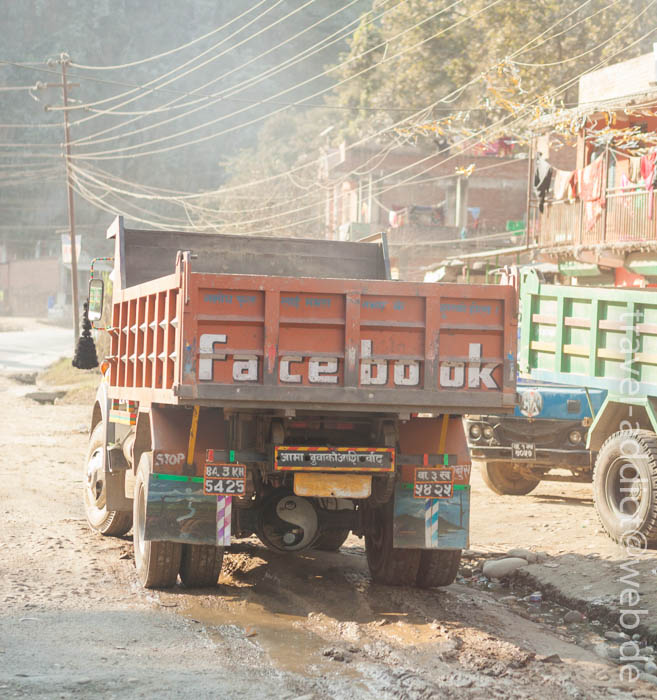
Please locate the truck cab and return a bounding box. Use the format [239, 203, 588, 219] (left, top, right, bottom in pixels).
[464, 381, 607, 495]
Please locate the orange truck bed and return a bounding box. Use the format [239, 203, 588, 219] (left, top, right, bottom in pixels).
[106, 219, 517, 415]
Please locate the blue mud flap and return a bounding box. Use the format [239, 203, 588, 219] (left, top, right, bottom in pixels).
[143, 473, 224, 546]
[392, 482, 470, 550]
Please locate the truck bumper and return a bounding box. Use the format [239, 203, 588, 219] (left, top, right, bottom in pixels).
[468, 446, 592, 469]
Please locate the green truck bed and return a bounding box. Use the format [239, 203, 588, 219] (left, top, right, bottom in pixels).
[519, 269, 657, 398]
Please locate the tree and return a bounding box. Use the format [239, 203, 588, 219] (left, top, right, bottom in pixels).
[203, 0, 657, 232]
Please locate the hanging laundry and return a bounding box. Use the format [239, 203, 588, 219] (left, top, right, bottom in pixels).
[640, 150, 657, 219]
[579, 155, 605, 202]
[388, 209, 402, 228]
[553, 169, 577, 202]
[533, 155, 553, 213]
[619, 173, 635, 212]
[579, 155, 606, 231]
[629, 156, 641, 183]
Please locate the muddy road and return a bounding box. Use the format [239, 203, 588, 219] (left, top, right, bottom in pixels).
[0, 371, 655, 699]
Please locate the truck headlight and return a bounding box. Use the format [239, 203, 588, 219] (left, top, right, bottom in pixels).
[568, 430, 583, 445]
[469, 424, 482, 440]
[483, 426, 494, 439]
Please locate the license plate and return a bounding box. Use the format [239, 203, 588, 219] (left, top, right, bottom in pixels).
[275, 446, 394, 472]
[203, 463, 246, 496]
[511, 442, 535, 460]
[413, 466, 453, 499]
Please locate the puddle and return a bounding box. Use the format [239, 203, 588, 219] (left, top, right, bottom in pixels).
[183, 598, 363, 679]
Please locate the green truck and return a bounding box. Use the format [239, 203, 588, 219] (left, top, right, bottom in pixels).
[519, 269, 657, 545]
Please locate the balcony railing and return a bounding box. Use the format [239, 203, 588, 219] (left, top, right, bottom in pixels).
[532, 188, 657, 248]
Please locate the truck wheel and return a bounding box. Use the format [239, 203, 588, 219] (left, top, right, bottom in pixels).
[593, 430, 657, 545]
[180, 545, 224, 587]
[83, 424, 132, 536]
[415, 549, 462, 588]
[365, 501, 421, 586]
[313, 528, 350, 551]
[477, 460, 540, 496]
[133, 453, 182, 588]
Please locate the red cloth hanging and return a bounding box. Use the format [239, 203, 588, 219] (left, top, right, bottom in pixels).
[578, 155, 606, 231]
[640, 150, 657, 219]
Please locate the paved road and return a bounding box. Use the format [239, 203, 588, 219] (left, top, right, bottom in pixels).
[0, 321, 73, 371]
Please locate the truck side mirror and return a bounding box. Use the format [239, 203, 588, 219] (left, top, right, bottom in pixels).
[88, 278, 104, 321]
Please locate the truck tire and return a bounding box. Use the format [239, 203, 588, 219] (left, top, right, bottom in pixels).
[477, 460, 540, 496]
[83, 424, 132, 536]
[415, 549, 462, 588]
[133, 452, 182, 588]
[313, 528, 350, 551]
[593, 430, 657, 545]
[180, 545, 224, 587]
[364, 501, 421, 586]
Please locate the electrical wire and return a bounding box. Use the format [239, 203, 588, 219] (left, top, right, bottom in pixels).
[68, 0, 272, 71]
[44, 0, 311, 116]
[514, 0, 613, 56]
[66, 0, 417, 147]
[68, 0, 500, 159]
[0, 122, 63, 128]
[0, 84, 42, 91]
[69, 0, 374, 143]
[166, 19, 657, 235]
[510, 0, 656, 67]
[63, 0, 594, 210]
[25, 0, 644, 235]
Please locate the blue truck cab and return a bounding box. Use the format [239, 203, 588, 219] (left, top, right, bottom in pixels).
[464, 381, 607, 495]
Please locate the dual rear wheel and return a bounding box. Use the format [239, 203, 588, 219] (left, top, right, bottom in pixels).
[84, 439, 223, 589]
[132, 452, 224, 588]
[364, 500, 461, 588]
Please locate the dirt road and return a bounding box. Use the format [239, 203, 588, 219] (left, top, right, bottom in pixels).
[0, 370, 655, 699]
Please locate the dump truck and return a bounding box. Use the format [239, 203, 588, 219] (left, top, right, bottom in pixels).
[83, 216, 517, 589]
[519, 268, 657, 544]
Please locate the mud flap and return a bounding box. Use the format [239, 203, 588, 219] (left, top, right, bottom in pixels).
[392, 482, 469, 549]
[106, 469, 132, 512]
[143, 473, 230, 546]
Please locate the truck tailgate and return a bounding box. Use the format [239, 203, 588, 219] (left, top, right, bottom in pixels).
[109, 268, 516, 413]
[519, 269, 657, 396]
[171, 272, 517, 413]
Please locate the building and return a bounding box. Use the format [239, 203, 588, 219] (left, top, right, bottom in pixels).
[0, 232, 89, 318]
[320, 140, 530, 280]
[529, 47, 657, 287]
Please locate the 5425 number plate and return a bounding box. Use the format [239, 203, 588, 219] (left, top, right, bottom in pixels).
[413, 467, 454, 499]
[203, 463, 246, 497]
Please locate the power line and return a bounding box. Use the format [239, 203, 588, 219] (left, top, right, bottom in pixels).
[44, 0, 313, 115]
[0, 0, 291, 137]
[69, 0, 407, 146]
[68, 0, 498, 159]
[0, 122, 64, 128]
[68, 0, 273, 71]
[74, 8, 657, 236]
[0, 84, 41, 91]
[510, 0, 654, 67]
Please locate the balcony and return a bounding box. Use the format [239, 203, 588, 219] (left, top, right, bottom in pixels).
[532, 187, 657, 249]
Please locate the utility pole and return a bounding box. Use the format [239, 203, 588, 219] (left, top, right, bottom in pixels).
[57, 53, 80, 343]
